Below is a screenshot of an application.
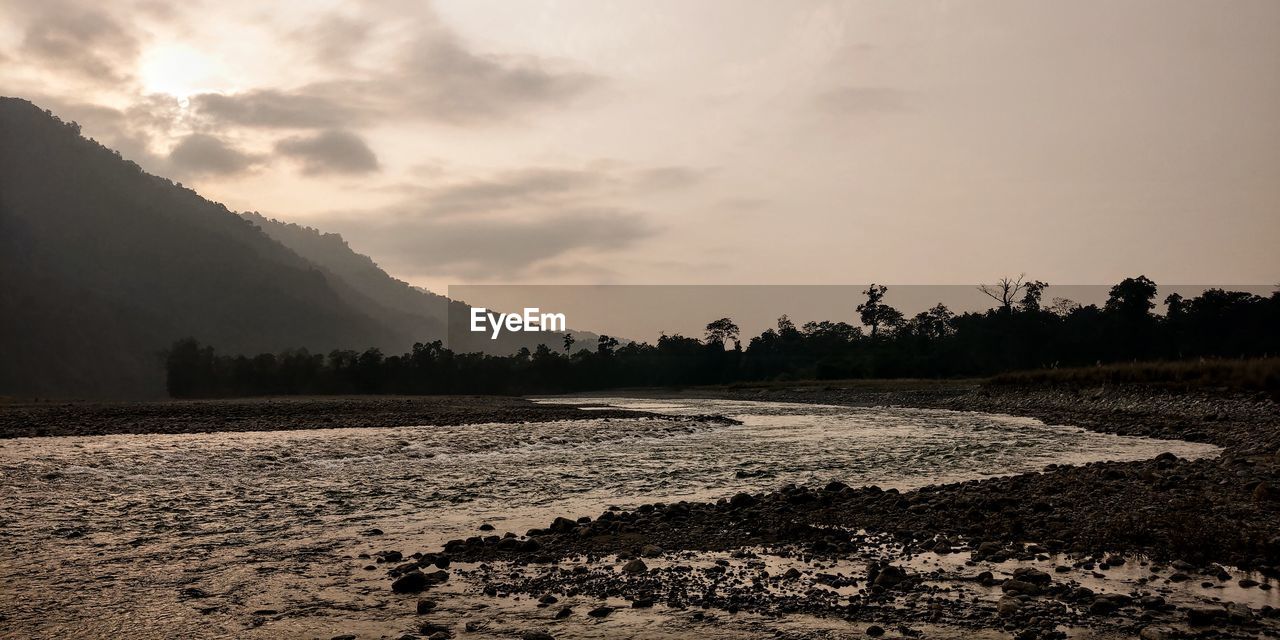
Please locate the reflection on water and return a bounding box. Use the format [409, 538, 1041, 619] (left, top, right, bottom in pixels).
[0, 398, 1221, 638]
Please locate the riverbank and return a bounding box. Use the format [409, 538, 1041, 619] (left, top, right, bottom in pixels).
[0, 395, 720, 438]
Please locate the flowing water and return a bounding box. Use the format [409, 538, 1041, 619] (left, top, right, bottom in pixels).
[0, 398, 1229, 638]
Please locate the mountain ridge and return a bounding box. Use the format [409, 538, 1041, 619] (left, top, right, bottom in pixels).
[0, 97, 406, 397]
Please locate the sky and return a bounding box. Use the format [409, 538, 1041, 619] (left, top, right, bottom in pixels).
[1, 0, 1277, 293]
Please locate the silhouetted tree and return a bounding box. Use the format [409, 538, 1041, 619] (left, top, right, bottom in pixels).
[857, 284, 904, 338]
[777, 314, 799, 339]
[597, 335, 620, 355]
[1020, 280, 1049, 311]
[1106, 275, 1159, 320]
[705, 317, 741, 348]
[979, 274, 1028, 314]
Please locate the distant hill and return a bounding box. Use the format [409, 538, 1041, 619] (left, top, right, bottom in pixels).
[240, 212, 596, 356]
[240, 212, 450, 344]
[0, 97, 405, 397]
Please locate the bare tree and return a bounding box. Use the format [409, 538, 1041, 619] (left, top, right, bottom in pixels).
[979, 274, 1028, 313]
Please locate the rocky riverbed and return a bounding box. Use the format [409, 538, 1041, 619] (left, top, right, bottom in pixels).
[2, 385, 1277, 639]
[414, 385, 1280, 639]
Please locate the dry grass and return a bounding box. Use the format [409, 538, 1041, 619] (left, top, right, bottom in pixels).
[987, 358, 1280, 393]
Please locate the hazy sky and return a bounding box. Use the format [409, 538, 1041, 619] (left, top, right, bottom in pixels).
[2, 0, 1277, 292]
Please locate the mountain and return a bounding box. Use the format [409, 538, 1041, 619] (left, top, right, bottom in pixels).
[0, 97, 406, 397]
[240, 212, 449, 344]
[0, 97, 598, 398]
[240, 212, 598, 356]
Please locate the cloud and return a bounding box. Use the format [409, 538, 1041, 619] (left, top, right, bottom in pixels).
[320, 208, 657, 280]
[291, 13, 374, 68]
[394, 164, 707, 217]
[634, 166, 706, 191]
[388, 31, 600, 124]
[168, 133, 260, 176]
[190, 89, 361, 129]
[11, 1, 141, 83]
[414, 168, 606, 215]
[193, 4, 600, 130]
[816, 86, 910, 114]
[275, 129, 379, 175]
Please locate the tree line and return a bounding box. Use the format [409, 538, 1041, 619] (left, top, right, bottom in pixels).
[165, 276, 1279, 397]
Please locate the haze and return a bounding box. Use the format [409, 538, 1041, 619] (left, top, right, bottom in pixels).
[2, 0, 1276, 292]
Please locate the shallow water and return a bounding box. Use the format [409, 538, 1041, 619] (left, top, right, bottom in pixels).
[0, 398, 1223, 638]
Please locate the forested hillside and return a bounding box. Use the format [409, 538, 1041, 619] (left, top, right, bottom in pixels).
[0, 98, 404, 397]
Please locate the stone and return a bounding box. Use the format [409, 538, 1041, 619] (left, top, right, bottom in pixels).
[549, 517, 577, 532]
[997, 596, 1022, 616]
[872, 565, 909, 589]
[1013, 567, 1052, 585]
[416, 599, 437, 614]
[621, 558, 648, 574]
[1138, 628, 1174, 640]
[1186, 606, 1225, 626]
[866, 625, 885, 637]
[419, 621, 451, 638]
[1226, 602, 1254, 623]
[392, 571, 428, 593]
[1254, 482, 1276, 502]
[1001, 579, 1041, 597]
[973, 541, 1003, 559]
[1089, 596, 1126, 615]
[587, 606, 615, 618]
[1137, 595, 1165, 610]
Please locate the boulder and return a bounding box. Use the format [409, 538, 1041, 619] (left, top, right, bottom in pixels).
[872, 565, 910, 589]
[1001, 579, 1041, 597]
[1186, 606, 1225, 626]
[622, 558, 648, 574]
[997, 596, 1022, 616]
[392, 572, 428, 593]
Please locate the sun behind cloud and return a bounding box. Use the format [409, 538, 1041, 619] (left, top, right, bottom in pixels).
[137, 42, 229, 100]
